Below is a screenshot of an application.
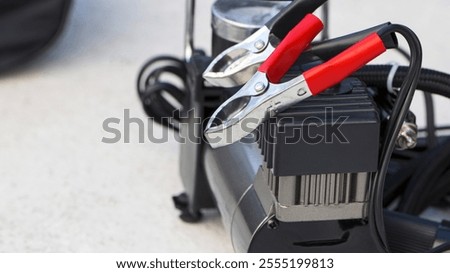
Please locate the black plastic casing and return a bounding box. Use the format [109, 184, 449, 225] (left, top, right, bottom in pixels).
[259, 78, 380, 176]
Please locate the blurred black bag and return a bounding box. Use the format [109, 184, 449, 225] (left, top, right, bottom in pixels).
[0, 0, 72, 72]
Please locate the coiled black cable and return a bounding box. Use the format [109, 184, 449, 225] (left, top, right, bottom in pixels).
[137, 56, 189, 131]
[396, 138, 450, 214]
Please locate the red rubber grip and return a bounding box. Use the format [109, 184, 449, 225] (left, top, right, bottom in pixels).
[303, 33, 387, 95]
[258, 14, 323, 83]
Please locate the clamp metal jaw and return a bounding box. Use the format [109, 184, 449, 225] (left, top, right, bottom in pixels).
[203, 0, 327, 87]
[205, 72, 312, 148]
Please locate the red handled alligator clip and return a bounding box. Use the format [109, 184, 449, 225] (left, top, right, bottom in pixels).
[204, 14, 395, 148]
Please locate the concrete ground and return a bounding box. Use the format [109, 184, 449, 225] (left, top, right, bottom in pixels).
[0, 0, 449, 252]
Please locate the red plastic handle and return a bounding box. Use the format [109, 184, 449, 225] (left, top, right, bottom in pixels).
[303, 33, 387, 95]
[258, 14, 324, 83]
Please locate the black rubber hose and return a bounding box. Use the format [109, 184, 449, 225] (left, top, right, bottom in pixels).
[423, 92, 437, 147]
[397, 138, 450, 214]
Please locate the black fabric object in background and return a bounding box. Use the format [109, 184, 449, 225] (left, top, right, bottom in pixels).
[0, 0, 72, 73]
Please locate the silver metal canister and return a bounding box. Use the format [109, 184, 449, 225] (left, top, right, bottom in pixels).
[211, 0, 289, 56]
